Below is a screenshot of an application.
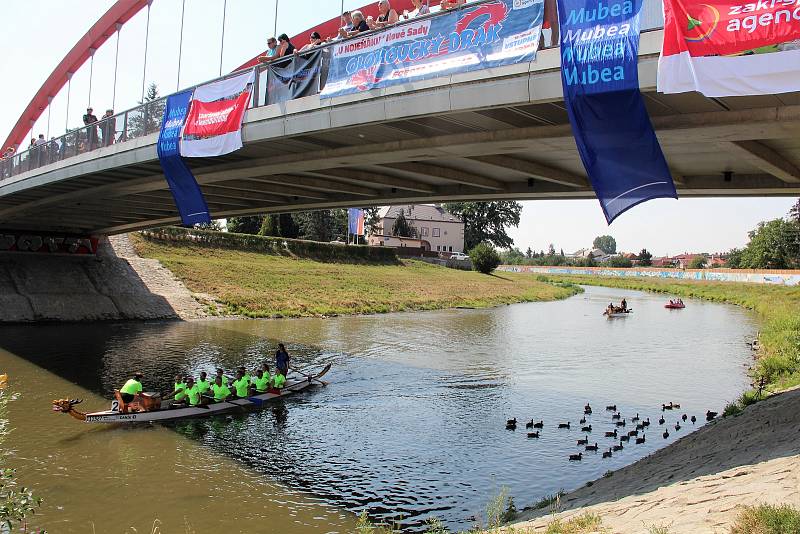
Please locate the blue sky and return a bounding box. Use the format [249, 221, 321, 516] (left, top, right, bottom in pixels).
[0, 1, 794, 256]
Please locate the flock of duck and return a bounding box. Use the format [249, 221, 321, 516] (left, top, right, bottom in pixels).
[505, 402, 719, 461]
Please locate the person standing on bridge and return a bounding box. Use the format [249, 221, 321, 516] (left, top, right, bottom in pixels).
[277, 34, 295, 57]
[83, 107, 99, 151]
[101, 109, 116, 147]
[403, 0, 430, 19]
[367, 0, 399, 29]
[339, 11, 370, 38]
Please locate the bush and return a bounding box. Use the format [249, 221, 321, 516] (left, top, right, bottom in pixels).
[139, 226, 398, 264]
[730, 504, 800, 533]
[470, 243, 501, 274]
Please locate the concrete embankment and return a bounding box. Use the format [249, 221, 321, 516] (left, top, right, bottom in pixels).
[0, 235, 204, 322]
[511, 388, 800, 533]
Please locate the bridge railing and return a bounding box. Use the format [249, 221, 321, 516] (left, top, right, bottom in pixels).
[0, 0, 664, 184]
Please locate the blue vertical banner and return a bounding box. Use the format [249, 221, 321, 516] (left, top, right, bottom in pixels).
[348, 208, 365, 236]
[157, 90, 211, 226]
[557, 0, 677, 223]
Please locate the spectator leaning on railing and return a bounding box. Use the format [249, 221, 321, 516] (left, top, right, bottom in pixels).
[403, 0, 431, 19]
[339, 10, 370, 38]
[440, 0, 466, 9]
[367, 0, 399, 29]
[298, 32, 324, 52]
[277, 33, 295, 57]
[340, 11, 354, 33]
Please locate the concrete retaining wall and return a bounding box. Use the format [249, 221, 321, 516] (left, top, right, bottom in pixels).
[0, 236, 203, 323]
[498, 265, 800, 286]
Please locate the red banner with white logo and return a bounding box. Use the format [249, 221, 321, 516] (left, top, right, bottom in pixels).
[182, 92, 250, 138]
[180, 70, 255, 158]
[658, 0, 800, 96]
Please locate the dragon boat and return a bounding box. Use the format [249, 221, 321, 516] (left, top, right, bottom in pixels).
[52, 364, 330, 424]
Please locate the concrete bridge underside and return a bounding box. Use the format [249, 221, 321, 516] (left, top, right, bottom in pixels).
[1, 32, 799, 235]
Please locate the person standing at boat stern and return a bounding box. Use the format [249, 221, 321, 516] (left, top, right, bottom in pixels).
[275, 344, 290, 378]
[621, 298, 628, 311]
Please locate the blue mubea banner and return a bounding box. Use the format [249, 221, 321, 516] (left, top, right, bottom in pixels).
[557, 0, 676, 223]
[321, 0, 544, 98]
[157, 90, 211, 226]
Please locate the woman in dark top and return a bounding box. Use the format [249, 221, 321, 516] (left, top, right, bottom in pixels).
[340, 10, 371, 38]
[275, 343, 290, 377]
[277, 34, 295, 57]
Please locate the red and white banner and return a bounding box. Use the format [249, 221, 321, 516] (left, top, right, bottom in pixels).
[181, 70, 255, 157]
[658, 0, 800, 96]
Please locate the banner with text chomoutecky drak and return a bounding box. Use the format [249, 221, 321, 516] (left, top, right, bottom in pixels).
[558, 0, 677, 224]
[157, 89, 211, 226]
[181, 70, 255, 158]
[321, 0, 544, 98]
[658, 0, 800, 97]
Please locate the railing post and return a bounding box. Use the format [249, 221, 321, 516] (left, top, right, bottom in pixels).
[252, 66, 261, 108]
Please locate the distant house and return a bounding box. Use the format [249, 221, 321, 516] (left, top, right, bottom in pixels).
[652, 256, 674, 268]
[368, 205, 465, 254]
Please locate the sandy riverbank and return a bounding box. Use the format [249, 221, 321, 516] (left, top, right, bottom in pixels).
[510, 387, 800, 533]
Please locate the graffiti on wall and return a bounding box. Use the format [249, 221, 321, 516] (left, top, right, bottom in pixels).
[499, 265, 800, 287]
[0, 233, 98, 255]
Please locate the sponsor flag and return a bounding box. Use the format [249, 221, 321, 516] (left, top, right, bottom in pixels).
[181, 70, 255, 157]
[157, 90, 211, 226]
[321, 0, 544, 98]
[658, 0, 800, 96]
[558, 0, 677, 223]
[348, 208, 366, 236]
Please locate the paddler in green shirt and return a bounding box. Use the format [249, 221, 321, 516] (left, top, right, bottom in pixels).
[184, 377, 202, 407]
[272, 371, 286, 390]
[239, 366, 251, 385]
[196, 371, 211, 395]
[251, 369, 271, 394]
[231, 370, 250, 399]
[211, 375, 231, 402]
[214, 368, 230, 387]
[164, 374, 187, 403]
[119, 372, 148, 413]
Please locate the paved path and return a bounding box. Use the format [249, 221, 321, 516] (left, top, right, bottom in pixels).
[108, 234, 206, 320]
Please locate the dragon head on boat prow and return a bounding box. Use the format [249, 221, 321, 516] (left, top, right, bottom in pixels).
[52, 399, 87, 421]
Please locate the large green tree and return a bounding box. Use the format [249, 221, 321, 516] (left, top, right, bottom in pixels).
[738, 218, 799, 269]
[444, 201, 522, 251]
[391, 211, 416, 237]
[637, 248, 653, 266]
[593, 235, 617, 254]
[294, 210, 347, 242]
[227, 216, 264, 234]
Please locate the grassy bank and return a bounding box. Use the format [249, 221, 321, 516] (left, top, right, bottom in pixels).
[538, 274, 800, 395]
[132, 235, 580, 318]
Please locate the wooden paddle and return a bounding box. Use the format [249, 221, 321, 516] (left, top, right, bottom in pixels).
[289, 365, 329, 386]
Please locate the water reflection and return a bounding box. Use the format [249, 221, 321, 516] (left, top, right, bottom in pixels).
[0, 286, 756, 532]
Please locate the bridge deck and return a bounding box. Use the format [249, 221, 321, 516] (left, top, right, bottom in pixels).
[1, 30, 799, 235]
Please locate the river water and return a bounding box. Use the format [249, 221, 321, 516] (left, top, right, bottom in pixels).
[0, 286, 756, 533]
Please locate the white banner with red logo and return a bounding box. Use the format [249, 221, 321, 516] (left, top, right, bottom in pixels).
[180, 70, 254, 158]
[658, 0, 800, 96]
